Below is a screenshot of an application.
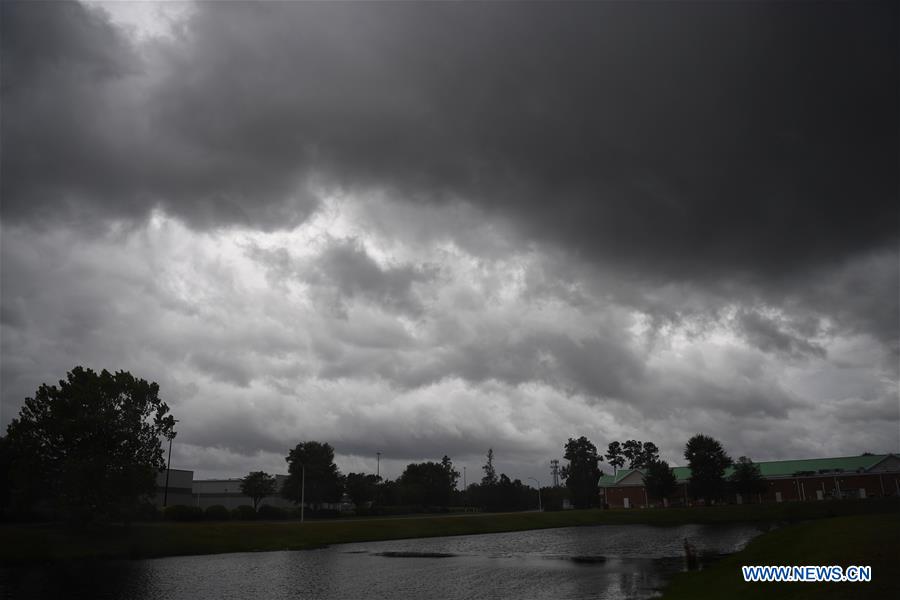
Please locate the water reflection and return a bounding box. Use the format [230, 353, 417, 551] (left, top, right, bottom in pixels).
[1, 523, 764, 600]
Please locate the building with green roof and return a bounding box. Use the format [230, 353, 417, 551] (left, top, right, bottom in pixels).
[598, 453, 900, 508]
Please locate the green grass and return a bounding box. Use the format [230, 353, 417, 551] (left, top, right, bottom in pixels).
[661, 513, 900, 600]
[1, 499, 897, 562]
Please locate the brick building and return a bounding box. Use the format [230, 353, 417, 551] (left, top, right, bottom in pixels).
[598, 453, 900, 508]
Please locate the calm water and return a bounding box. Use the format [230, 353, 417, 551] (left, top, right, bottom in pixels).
[1, 523, 766, 600]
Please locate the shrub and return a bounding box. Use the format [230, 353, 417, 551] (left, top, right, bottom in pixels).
[257, 504, 288, 520]
[204, 504, 230, 521]
[163, 504, 203, 521]
[231, 505, 257, 520]
[357, 505, 425, 517]
[308, 508, 341, 519]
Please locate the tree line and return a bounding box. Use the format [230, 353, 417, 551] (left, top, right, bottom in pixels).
[1, 366, 766, 522]
[246, 443, 540, 514]
[505, 433, 764, 509]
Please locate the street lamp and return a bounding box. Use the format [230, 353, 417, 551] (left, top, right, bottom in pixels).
[528, 477, 543, 512]
[163, 419, 179, 507]
[296, 463, 306, 523]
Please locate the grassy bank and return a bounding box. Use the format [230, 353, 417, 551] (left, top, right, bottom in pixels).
[2, 499, 897, 562]
[661, 512, 900, 599]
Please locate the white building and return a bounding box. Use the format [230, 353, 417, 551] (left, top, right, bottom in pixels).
[153, 468, 194, 507]
[192, 474, 294, 509]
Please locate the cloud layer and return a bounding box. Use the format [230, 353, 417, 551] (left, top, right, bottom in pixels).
[1, 1, 897, 480]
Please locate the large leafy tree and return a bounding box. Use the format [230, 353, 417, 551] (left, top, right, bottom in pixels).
[561, 436, 602, 508]
[282, 441, 342, 508]
[730, 456, 766, 501]
[605, 441, 625, 473]
[240, 471, 278, 510]
[607, 440, 659, 472]
[621, 440, 660, 469]
[344, 472, 381, 505]
[684, 434, 732, 504]
[398, 459, 457, 506]
[4, 366, 176, 521]
[642, 459, 678, 504]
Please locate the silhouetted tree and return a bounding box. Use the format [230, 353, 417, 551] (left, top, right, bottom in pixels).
[635, 442, 659, 469]
[283, 441, 342, 509]
[441, 455, 460, 490]
[497, 474, 536, 511]
[240, 471, 277, 510]
[643, 459, 677, 504]
[481, 448, 498, 486]
[730, 456, 766, 501]
[4, 366, 176, 521]
[468, 471, 537, 512]
[344, 472, 381, 506]
[607, 440, 659, 471]
[374, 478, 400, 506]
[561, 436, 602, 508]
[398, 460, 457, 506]
[0, 435, 11, 519]
[684, 434, 732, 504]
[605, 441, 625, 474]
[539, 485, 570, 511]
[622, 440, 642, 468]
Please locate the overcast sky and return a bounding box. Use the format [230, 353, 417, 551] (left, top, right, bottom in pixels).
[1, 1, 897, 483]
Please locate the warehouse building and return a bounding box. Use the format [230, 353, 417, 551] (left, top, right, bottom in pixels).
[599, 453, 900, 508]
[192, 475, 294, 509]
[153, 471, 293, 509]
[153, 468, 194, 507]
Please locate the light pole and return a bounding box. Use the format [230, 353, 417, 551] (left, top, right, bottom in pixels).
[297, 463, 306, 523]
[163, 419, 179, 507]
[528, 477, 543, 512]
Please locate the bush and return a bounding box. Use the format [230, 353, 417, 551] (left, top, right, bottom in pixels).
[204, 505, 230, 521]
[163, 504, 203, 521]
[231, 505, 257, 520]
[357, 505, 425, 517]
[257, 504, 288, 520]
[283, 506, 342, 519]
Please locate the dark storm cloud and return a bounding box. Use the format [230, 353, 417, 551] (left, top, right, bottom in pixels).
[735, 309, 826, 360]
[312, 239, 437, 316]
[389, 332, 645, 401]
[4, 1, 896, 280]
[0, 0, 320, 231]
[2, 1, 897, 476]
[246, 237, 437, 316]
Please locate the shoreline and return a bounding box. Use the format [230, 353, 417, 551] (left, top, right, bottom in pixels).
[659, 512, 900, 599]
[1, 499, 897, 563]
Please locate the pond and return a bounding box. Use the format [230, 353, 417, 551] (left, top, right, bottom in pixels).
[0, 523, 767, 600]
